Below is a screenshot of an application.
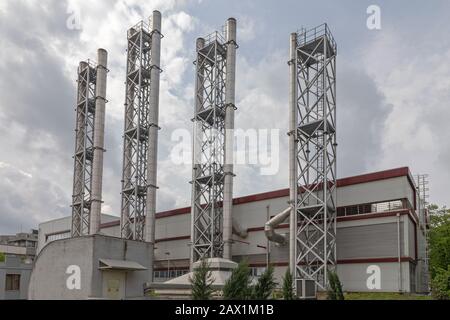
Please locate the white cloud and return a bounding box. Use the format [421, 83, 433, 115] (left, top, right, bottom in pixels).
[362, 29, 450, 205]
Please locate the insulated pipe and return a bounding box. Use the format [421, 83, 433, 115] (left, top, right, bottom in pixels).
[90, 49, 108, 235]
[223, 17, 237, 261]
[232, 219, 248, 238]
[145, 11, 162, 250]
[288, 33, 298, 277]
[190, 37, 206, 268]
[265, 207, 290, 245]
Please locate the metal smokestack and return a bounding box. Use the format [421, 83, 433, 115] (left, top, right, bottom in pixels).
[90, 48, 108, 234]
[288, 33, 298, 276]
[145, 10, 162, 280]
[223, 17, 237, 260]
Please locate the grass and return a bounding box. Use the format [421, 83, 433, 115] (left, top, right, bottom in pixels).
[345, 292, 433, 300]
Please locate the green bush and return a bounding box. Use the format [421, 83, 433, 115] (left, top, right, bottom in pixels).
[223, 260, 252, 300]
[431, 266, 450, 300]
[189, 259, 215, 300]
[327, 270, 344, 300]
[252, 265, 277, 299]
[281, 268, 295, 300]
[0, 252, 5, 263]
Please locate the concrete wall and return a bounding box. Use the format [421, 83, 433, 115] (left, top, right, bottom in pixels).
[337, 176, 415, 208]
[29, 235, 152, 299]
[0, 256, 33, 300]
[336, 261, 411, 292]
[37, 214, 119, 254]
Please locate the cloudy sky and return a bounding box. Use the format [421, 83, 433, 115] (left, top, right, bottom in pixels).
[0, 0, 449, 234]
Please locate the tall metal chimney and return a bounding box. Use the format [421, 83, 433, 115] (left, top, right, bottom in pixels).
[223, 18, 237, 261]
[144, 11, 162, 281]
[288, 33, 298, 276]
[120, 12, 163, 242]
[90, 48, 108, 234]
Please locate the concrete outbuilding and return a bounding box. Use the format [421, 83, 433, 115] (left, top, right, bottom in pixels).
[28, 235, 152, 299]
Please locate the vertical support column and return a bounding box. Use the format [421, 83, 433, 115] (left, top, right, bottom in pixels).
[72, 60, 97, 237]
[90, 49, 108, 235]
[288, 33, 298, 277]
[120, 15, 162, 242]
[223, 18, 237, 261]
[190, 22, 227, 263]
[190, 37, 206, 268]
[294, 24, 337, 290]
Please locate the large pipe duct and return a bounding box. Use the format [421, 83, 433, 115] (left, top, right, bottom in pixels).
[145, 11, 162, 281]
[223, 17, 237, 261]
[288, 33, 298, 276]
[90, 49, 108, 234]
[232, 219, 248, 238]
[265, 207, 290, 245]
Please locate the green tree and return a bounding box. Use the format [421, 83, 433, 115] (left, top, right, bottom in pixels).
[0, 252, 5, 263]
[327, 270, 344, 300]
[223, 260, 252, 299]
[428, 204, 450, 278]
[189, 259, 215, 300]
[431, 266, 450, 300]
[282, 268, 295, 300]
[252, 265, 277, 299]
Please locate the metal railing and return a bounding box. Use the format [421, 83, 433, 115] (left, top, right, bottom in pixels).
[296, 23, 337, 53]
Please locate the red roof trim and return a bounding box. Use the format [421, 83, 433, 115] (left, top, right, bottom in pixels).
[100, 167, 415, 228]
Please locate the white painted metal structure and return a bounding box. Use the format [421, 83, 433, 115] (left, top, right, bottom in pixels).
[90, 49, 108, 234]
[190, 18, 238, 264]
[120, 11, 162, 243]
[72, 51, 108, 237]
[289, 24, 337, 290]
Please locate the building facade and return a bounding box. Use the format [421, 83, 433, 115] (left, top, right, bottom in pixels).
[0, 255, 33, 300]
[37, 167, 429, 293]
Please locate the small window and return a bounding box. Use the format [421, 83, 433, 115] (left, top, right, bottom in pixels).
[5, 274, 20, 291]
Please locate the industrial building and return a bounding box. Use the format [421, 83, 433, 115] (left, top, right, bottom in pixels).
[27, 12, 430, 299]
[36, 167, 429, 294]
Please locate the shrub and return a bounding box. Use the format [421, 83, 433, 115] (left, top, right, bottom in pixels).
[327, 270, 344, 300]
[189, 259, 215, 300]
[282, 268, 295, 300]
[223, 260, 252, 299]
[431, 266, 450, 300]
[252, 265, 277, 299]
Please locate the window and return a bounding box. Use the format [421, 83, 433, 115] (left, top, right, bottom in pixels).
[46, 231, 70, 243]
[5, 274, 20, 291]
[153, 269, 188, 279]
[338, 199, 406, 217]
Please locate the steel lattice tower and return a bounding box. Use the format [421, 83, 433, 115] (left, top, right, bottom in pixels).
[120, 12, 162, 241]
[190, 19, 237, 264]
[289, 24, 337, 290]
[71, 61, 97, 237]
